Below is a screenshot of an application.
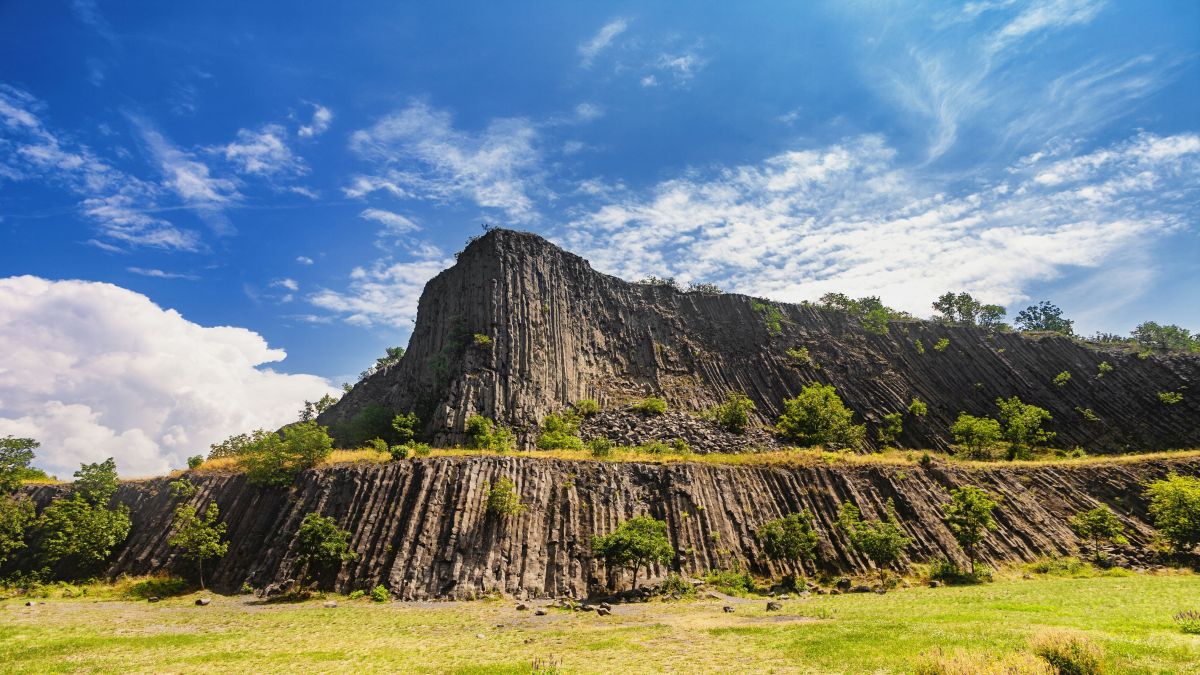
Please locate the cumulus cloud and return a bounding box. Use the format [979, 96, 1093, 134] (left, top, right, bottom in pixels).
[579, 18, 629, 67]
[308, 254, 453, 328]
[0, 276, 337, 477]
[560, 132, 1200, 318]
[298, 104, 333, 138]
[347, 101, 543, 222]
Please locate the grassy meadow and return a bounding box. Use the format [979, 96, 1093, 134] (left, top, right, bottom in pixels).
[2, 571, 1198, 673]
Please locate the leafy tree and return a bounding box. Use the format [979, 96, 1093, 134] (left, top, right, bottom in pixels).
[169, 477, 199, 499]
[38, 496, 132, 576]
[1131, 322, 1199, 352]
[72, 458, 121, 506]
[299, 393, 340, 422]
[208, 430, 271, 460]
[294, 512, 357, 588]
[485, 477, 526, 516]
[1144, 473, 1200, 554]
[464, 414, 517, 452]
[391, 412, 421, 445]
[877, 412, 904, 447]
[535, 413, 584, 450]
[950, 413, 1003, 459]
[908, 398, 929, 417]
[837, 499, 911, 584]
[343, 404, 396, 446]
[1014, 301, 1074, 335]
[168, 503, 228, 589]
[1069, 506, 1128, 562]
[686, 281, 723, 294]
[942, 486, 998, 574]
[932, 292, 1005, 327]
[0, 495, 35, 565]
[757, 511, 818, 574]
[241, 421, 333, 487]
[995, 397, 1054, 460]
[776, 384, 865, 450]
[0, 436, 39, 493]
[186, 455, 204, 470]
[592, 515, 674, 590]
[639, 275, 680, 290]
[710, 392, 757, 434]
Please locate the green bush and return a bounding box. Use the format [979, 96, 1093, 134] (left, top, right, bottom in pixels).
[704, 567, 757, 595]
[757, 511, 818, 569]
[294, 513, 357, 587]
[389, 444, 410, 461]
[592, 515, 674, 590]
[785, 346, 815, 368]
[631, 397, 668, 416]
[1053, 371, 1072, 387]
[348, 589, 365, 600]
[485, 477, 525, 516]
[908, 398, 928, 417]
[1175, 610, 1200, 634]
[933, 338, 950, 352]
[637, 440, 673, 455]
[367, 438, 388, 454]
[995, 396, 1054, 460]
[1069, 506, 1127, 562]
[587, 437, 613, 458]
[751, 300, 785, 335]
[410, 442, 432, 457]
[660, 572, 696, 599]
[536, 413, 584, 450]
[1158, 391, 1183, 405]
[370, 584, 389, 602]
[1144, 473, 1200, 553]
[127, 576, 189, 599]
[1097, 361, 1113, 378]
[342, 404, 396, 447]
[927, 557, 992, 585]
[241, 421, 334, 487]
[877, 412, 904, 447]
[710, 392, 756, 434]
[464, 415, 516, 452]
[1029, 629, 1104, 675]
[472, 333, 493, 348]
[775, 384, 865, 450]
[837, 499, 911, 584]
[391, 412, 420, 445]
[1025, 556, 1089, 577]
[186, 455, 204, 470]
[573, 399, 601, 417]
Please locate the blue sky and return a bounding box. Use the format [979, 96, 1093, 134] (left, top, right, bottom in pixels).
[1, 1, 1197, 475]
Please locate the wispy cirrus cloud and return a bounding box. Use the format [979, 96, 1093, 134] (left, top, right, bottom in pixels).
[308, 252, 453, 328]
[133, 115, 240, 234]
[213, 123, 307, 177]
[127, 267, 199, 280]
[298, 104, 333, 138]
[360, 207, 419, 234]
[579, 18, 629, 67]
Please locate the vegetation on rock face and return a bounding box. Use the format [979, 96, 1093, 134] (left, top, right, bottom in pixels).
[1053, 371, 1072, 387]
[536, 412, 585, 450]
[485, 477, 525, 517]
[1015, 301, 1074, 335]
[573, 399, 601, 417]
[1068, 506, 1127, 562]
[299, 393, 339, 423]
[785, 346, 815, 368]
[933, 337, 950, 352]
[908, 398, 928, 417]
[751, 300, 785, 336]
[818, 293, 899, 335]
[240, 421, 334, 487]
[942, 486, 998, 575]
[1158, 391, 1183, 405]
[709, 392, 756, 434]
[464, 415, 517, 452]
[1132, 321, 1200, 353]
[359, 347, 405, 382]
[167, 503, 228, 589]
[1144, 473, 1200, 554]
[592, 515, 673, 590]
[757, 511, 818, 574]
[877, 412, 904, 447]
[342, 404, 397, 447]
[776, 383, 865, 450]
[294, 513, 356, 589]
[837, 499, 911, 583]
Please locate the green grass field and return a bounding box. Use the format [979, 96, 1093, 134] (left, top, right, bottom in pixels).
[2, 573, 1198, 673]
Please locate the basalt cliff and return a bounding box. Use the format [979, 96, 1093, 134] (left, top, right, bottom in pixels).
[320, 228, 1199, 453]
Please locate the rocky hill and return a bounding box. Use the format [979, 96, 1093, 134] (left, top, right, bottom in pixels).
[23, 455, 1196, 598]
[319, 229, 1199, 453]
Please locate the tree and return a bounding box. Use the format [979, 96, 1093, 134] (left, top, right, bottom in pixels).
[72, 458, 121, 505]
[168, 503, 228, 589]
[485, 477, 526, 516]
[950, 413, 1003, 459]
[294, 512, 357, 588]
[36, 457, 131, 578]
[208, 430, 271, 460]
[776, 384, 866, 450]
[0, 436, 39, 493]
[932, 292, 1004, 327]
[877, 412, 904, 447]
[995, 397, 1054, 460]
[1144, 473, 1200, 554]
[1132, 322, 1199, 352]
[592, 515, 674, 590]
[299, 393, 340, 422]
[0, 495, 35, 566]
[391, 412, 421, 445]
[535, 412, 584, 450]
[464, 415, 516, 452]
[343, 404, 396, 446]
[757, 511, 819, 579]
[1014, 301, 1074, 335]
[1069, 506, 1127, 562]
[837, 499, 911, 584]
[942, 486, 998, 574]
[711, 392, 757, 434]
[241, 421, 333, 487]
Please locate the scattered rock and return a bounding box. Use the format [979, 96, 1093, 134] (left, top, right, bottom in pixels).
[475, 633, 485, 639]
[835, 578, 852, 591]
[928, 580, 942, 588]
[596, 607, 611, 616]
[516, 603, 528, 611]
[25, 601, 33, 607]
[147, 596, 161, 603]
[777, 594, 791, 601]
[766, 601, 782, 611]
[195, 598, 211, 606]
[323, 601, 338, 608]
[723, 606, 735, 613]
[851, 585, 872, 594]
[534, 608, 547, 616]
[599, 602, 611, 610]
[579, 604, 595, 612]
[830, 589, 841, 596]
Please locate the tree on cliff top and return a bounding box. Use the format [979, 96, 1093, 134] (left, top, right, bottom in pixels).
[241, 422, 333, 487]
[593, 515, 674, 591]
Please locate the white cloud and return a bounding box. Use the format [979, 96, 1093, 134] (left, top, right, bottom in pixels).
[990, 0, 1105, 54]
[127, 267, 198, 280]
[296, 256, 314, 265]
[309, 254, 453, 328]
[653, 50, 707, 83]
[347, 101, 544, 222]
[298, 104, 333, 138]
[560, 132, 1199, 319]
[215, 123, 305, 176]
[579, 18, 629, 67]
[136, 119, 239, 206]
[0, 276, 337, 477]
[574, 103, 604, 122]
[271, 278, 299, 291]
[640, 75, 658, 88]
[360, 207, 419, 234]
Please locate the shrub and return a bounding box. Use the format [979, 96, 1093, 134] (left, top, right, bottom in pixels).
[914, 339, 926, 354]
[1132, 321, 1199, 352]
[757, 511, 818, 570]
[1053, 371, 1071, 387]
[348, 589, 365, 600]
[536, 413, 584, 450]
[750, 300, 785, 335]
[785, 346, 815, 368]
[933, 338, 950, 352]
[485, 477, 525, 517]
[294, 513, 356, 588]
[1174, 610, 1200, 634]
[660, 572, 695, 598]
[207, 430, 269, 460]
[472, 333, 493, 348]
[837, 499, 911, 583]
[167, 503, 228, 589]
[342, 404, 396, 447]
[908, 398, 928, 417]
[1025, 556, 1088, 577]
[1158, 391, 1183, 405]
[388, 445, 410, 461]
[367, 438, 389, 454]
[410, 442, 432, 457]
[878, 412, 904, 446]
[464, 415, 516, 452]
[670, 438, 690, 454]
[168, 477, 198, 499]
[996, 397, 1054, 460]
[241, 421, 334, 487]
[573, 399, 601, 417]
[631, 397, 668, 416]
[704, 567, 756, 595]
[391, 412, 420, 445]
[1144, 473, 1200, 553]
[1096, 361, 1113, 378]
[686, 281, 724, 294]
[0, 495, 35, 566]
[1028, 629, 1103, 675]
[638, 440, 673, 455]
[950, 413, 1002, 459]
[1068, 507, 1127, 562]
[1015, 302, 1075, 335]
[370, 584, 389, 602]
[710, 392, 756, 434]
[38, 458, 131, 579]
[927, 558, 992, 585]
[592, 515, 674, 590]
[0, 436, 38, 493]
[127, 576, 189, 599]
[186, 455, 204, 470]
[776, 384, 865, 450]
[915, 648, 1051, 675]
[587, 437, 614, 458]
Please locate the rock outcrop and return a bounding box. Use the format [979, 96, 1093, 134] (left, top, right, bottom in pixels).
[320, 229, 1199, 453]
[23, 455, 1198, 598]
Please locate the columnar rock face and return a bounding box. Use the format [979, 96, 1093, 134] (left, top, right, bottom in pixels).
[24, 455, 1198, 598]
[319, 229, 1200, 453]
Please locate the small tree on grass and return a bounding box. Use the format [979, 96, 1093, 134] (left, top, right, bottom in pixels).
[391, 412, 420, 445]
[995, 397, 1054, 460]
[950, 413, 1002, 459]
[1069, 506, 1128, 562]
[535, 413, 585, 450]
[757, 511, 818, 586]
[168, 503, 228, 589]
[1144, 473, 1200, 554]
[837, 499, 911, 584]
[942, 486, 998, 575]
[776, 384, 865, 450]
[592, 515, 674, 590]
[294, 513, 357, 590]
